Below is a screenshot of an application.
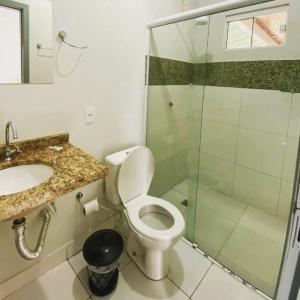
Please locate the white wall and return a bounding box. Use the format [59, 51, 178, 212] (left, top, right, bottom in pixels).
[0, 0, 198, 159]
[0, 0, 199, 293]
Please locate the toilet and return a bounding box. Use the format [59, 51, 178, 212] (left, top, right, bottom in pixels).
[105, 146, 185, 280]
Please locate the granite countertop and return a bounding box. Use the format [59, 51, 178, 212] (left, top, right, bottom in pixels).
[0, 133, 108, 222]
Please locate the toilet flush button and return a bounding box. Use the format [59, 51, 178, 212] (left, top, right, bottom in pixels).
[85, 106, 95, 124]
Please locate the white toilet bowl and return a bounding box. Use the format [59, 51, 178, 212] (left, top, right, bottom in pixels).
[105, 146, 185, 280]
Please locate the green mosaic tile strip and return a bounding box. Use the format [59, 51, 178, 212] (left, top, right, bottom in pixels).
[194, 63, 207, 85]
[148, 56, 300, 92]
[205, 60, 300, 92]
[149, 56, 195, 85]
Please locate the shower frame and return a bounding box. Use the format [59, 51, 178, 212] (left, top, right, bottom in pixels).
[144, 0, 299, 299]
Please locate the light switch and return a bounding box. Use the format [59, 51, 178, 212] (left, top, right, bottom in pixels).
[85, 106, 95, 124]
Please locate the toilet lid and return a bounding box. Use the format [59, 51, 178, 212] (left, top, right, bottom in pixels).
[117, 146, 154, 206]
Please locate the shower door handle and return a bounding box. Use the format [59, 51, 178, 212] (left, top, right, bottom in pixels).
[292, 210, 300, 250]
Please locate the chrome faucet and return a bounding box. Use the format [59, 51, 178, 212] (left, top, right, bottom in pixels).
[4, 121, 20, 160]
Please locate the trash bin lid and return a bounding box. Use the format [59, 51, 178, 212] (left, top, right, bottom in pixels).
[83, 229, 124, 267]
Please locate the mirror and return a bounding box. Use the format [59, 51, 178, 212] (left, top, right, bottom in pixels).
[0, 0, 53, 84]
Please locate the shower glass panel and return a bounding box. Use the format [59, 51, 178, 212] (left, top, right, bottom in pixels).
[146, 17, 209, 241]
[146, 6, 299, 299]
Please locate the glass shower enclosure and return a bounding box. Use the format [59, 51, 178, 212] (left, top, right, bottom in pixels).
[145, 2, 300, 298]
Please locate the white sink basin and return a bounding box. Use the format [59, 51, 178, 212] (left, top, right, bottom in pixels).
[0, 164, 54, 196]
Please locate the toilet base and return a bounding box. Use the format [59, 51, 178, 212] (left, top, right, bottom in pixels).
[126, 231, 170, 281]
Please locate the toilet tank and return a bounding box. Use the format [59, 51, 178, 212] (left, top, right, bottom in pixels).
[105, 146, 140, 205]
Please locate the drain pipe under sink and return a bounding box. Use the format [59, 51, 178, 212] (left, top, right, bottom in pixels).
[12, 208, 52, 260]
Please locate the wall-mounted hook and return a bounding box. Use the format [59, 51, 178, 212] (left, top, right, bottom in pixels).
[58, 30, 88, 50]
[36, 43, 53, 51]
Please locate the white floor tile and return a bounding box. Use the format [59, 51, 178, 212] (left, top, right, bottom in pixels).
[70, 249, 187, 299]
[192, 265, 267, 300]
[4, 262, 89, 300]
[0, 246, 67, 299]
[168, 239, 212, 296]
[96, 262, 188, 300]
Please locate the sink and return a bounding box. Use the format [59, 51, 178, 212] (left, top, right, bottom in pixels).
[0, 164, 54, 196]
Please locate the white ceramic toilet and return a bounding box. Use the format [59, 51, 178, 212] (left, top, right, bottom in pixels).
[105, 146, 185, 280]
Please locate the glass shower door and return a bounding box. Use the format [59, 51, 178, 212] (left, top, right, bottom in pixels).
[146, 17, 209, 242]
[194, 88, 299, 297]
[146, 6, 299, 299]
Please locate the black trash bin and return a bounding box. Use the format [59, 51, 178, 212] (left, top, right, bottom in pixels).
[83, 229, 124, 296]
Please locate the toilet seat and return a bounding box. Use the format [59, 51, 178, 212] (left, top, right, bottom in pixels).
[117, 146, 185, 242]
[126, 194, 185, 241]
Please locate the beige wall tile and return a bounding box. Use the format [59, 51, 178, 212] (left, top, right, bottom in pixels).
[201, 120, 238, 162]
[199, 153, 235, 196]
[277, 180, 294, 221]
[203, 86, 241, 125]
[288, 93, 300, 138]
[233, 166, 281, 215]
[282, 137, 299, 183]
[147, 85, 193, 133]
[240, 89, 291, 135]
[150, 150, 189, 196]
[147, 119, 190, 163]
[236, 128, 286, 178]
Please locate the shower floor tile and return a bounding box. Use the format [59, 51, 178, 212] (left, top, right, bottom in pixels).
[164, 179, 288, 297]
[239, 206, 287, 245]
[217, 225, 284, 297]
[198, 187, 247, 222]
[194, 204, 237, 258]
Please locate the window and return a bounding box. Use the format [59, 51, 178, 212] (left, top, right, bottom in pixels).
[0, 5, 22, 83]
[225, 7, 288, 50]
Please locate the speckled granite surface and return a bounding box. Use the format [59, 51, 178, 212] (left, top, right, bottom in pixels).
[0, 133, 107, 222]
[0, 133, 69, 154]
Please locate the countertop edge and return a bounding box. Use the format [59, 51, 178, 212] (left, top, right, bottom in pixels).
[0, 170, 106, 222]
[0, 138, 108, 222]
